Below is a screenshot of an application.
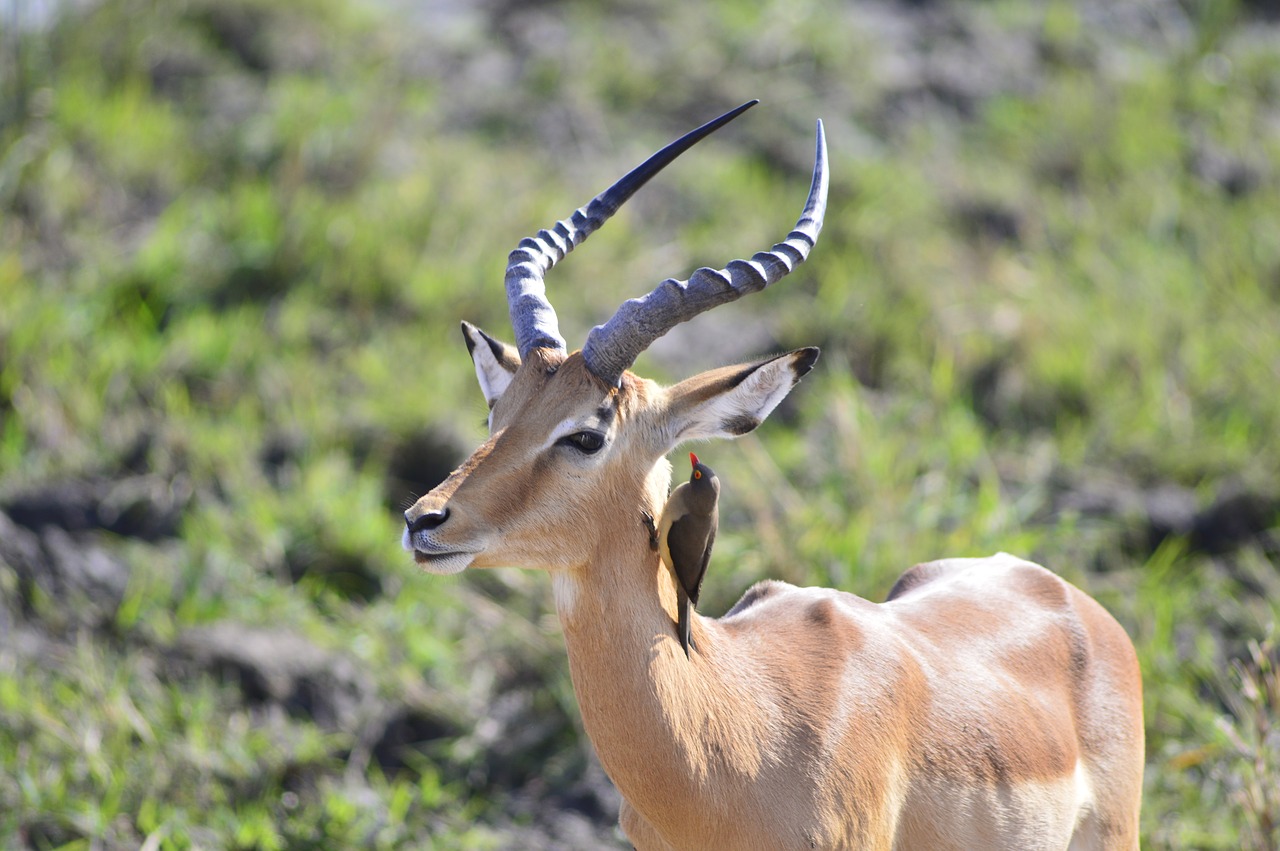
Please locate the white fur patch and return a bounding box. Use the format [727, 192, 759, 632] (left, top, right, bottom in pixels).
[552, 572, 579, 615]
[403, 522, 478, 575]
[1074, 759, 1093, 807]
[416, 552, 473, 576]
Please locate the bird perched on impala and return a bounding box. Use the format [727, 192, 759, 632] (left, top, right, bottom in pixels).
[658, 453, 720, 658]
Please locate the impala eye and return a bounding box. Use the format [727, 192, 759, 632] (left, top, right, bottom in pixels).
[558, 430, 605, 454]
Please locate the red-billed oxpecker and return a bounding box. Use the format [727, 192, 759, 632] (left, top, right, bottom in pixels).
[658, 453, 720, 658]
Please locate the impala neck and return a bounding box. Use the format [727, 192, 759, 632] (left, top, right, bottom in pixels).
[553, 459, 679, 671]
[551, 461, 768, 829]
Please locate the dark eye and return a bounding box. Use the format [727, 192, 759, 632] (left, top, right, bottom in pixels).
[558, 430, 605, 454]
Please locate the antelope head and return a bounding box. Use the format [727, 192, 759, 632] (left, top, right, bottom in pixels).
[402, 101, 827, 580]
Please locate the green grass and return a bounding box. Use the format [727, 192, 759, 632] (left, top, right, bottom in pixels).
[2, 0, 1279, 847]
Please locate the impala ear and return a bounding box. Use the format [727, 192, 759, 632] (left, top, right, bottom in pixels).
[659, 348, 819, 448]
[462, 321, 520, 408]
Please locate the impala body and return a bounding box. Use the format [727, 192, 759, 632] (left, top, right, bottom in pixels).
[403, 103, 1144, 850]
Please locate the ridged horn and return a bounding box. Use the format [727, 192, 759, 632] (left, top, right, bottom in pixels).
[581, 119, 829, 386]
[504, 100, 760, 359]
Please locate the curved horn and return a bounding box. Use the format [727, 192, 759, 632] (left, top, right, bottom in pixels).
[581, 120, 829, 387]
[504, 101, 760, 359]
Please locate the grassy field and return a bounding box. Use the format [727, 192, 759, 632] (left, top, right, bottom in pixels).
[1, 0, 1278, 847]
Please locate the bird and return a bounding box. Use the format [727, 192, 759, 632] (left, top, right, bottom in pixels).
[658, 452, 720, 659]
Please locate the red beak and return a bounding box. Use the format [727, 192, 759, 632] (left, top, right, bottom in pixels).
[689, 452, 699, 468]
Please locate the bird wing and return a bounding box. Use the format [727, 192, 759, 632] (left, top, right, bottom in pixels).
[666, 510, 715, 606]
[693, 510, 716, 606]
[656, 482, 688, 571]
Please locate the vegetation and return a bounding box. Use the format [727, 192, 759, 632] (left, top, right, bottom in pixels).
[1, 0, 1277, 847]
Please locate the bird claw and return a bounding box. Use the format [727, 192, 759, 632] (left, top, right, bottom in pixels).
[643, 510, 659, 551]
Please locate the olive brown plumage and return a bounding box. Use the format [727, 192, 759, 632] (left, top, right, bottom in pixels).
[658, 453, 720, 658]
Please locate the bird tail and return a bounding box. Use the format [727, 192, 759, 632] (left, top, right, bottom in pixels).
[677, 586, 692, 659]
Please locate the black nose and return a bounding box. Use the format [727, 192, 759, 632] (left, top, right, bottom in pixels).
[406, 507, 449, 533]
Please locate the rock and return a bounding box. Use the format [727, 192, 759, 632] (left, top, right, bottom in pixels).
[368, 702, 461, 774]
[951, 197, 1023, 245]
[1191, 485, 1280, 556]
[0, 510, 44, 585]
[0, 509, 130, 627]
[1191, 144, 1265, 198]
[1049, 473, 1278, 560]
[969, 354, 1090, 433]
[383, 427, 470, 512]
[502, 756, 626, 850]
[1, 475, 190, 541]
[170, 622, 373, 730]
[284, 538, 385, 603]
[39, 525, 131, 605]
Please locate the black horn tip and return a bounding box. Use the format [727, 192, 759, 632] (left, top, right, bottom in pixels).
[600, 100, 762, 213]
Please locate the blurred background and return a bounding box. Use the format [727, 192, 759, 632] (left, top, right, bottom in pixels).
[1, 0, 1278, 847]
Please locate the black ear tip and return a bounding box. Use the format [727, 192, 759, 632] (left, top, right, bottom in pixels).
[461, 321, 478, 354]
[793, 347, 820, 377]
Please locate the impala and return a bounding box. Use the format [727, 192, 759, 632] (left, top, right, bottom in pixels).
[402, 102, 1144, 850]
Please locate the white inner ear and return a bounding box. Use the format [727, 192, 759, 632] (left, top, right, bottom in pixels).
[473, 350, 514, 408]
[466, 331, 516, 408]
[674, 355, 802, 444]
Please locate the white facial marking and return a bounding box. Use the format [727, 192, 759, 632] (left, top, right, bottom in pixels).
[415, 552, 473, 576]
[545, 417, 585, 449]
[404, 520, 481, 575]
[544, 414, 612, 451]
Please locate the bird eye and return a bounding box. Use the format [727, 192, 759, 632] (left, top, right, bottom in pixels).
[693, 470, 702, 480]
[558, 430, 605, 454]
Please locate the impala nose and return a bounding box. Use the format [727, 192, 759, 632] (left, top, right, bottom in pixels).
[406, 507, 450, 533]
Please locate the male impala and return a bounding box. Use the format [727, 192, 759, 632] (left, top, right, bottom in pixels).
[403, 102, 1144, 850]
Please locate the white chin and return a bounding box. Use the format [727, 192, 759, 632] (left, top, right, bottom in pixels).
[414, 551, 473, 575]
